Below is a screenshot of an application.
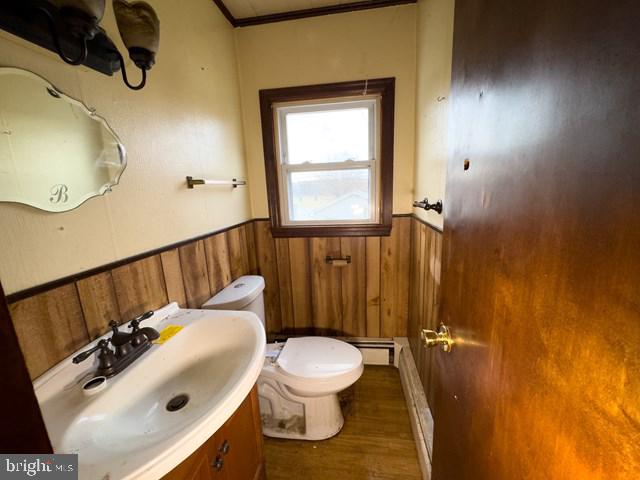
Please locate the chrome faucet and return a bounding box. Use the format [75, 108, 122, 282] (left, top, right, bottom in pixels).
[73, 311, 160, 378]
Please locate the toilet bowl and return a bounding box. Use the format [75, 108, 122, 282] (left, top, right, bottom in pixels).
[202, 275, 364, 440]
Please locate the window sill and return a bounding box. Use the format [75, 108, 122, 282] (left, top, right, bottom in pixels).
[270, 223, 392, 238]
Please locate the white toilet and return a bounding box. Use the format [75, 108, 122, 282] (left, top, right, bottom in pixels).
[202, 275, 364, 440]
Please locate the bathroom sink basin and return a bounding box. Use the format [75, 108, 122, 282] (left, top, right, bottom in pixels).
[34, 303, 266, 479]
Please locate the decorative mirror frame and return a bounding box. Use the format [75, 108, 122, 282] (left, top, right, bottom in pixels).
[0, 67, 127, 212]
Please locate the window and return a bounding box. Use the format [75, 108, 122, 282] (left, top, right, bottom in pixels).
[260, 78, 395, 237]
[278, 99, 377, 224]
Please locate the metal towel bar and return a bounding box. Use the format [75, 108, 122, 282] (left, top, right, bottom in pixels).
[186, 176, 246, 189]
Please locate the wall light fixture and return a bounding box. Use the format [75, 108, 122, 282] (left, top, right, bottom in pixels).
[7, 0, 160, 91]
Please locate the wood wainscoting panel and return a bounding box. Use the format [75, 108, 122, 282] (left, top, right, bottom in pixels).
[407, 219, 443, 411]
[254, 220, 281, 333]
[381, 216, 411, 337]
[408, 220, 422, 360]
[310, 237, 343, 335]
[227, 226, 251, 280]
[179, 240, 211, 309]
[274, 238, 295, 332]
[111, 255, 169, 320]
[160, 249, 188, 308]
[9, 284, 89, 379]
[260, 217, 412, 338]
[419, 224, 435, 396]
[365, 236, 382, 337]
[203, 233, 232, 296]
[243, 223, 259, 275]
[76, 271, 122, 339]
[340, 237, 367, 337]
[421, 224, 434, 400]
[288, 237, 313, 332]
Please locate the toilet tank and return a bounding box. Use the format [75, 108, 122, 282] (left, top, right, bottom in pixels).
[201, 275, 266, 327]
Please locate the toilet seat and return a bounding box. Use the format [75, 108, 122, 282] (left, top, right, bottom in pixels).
[278, 337, 361, 378]
[262, 337, 363, 398]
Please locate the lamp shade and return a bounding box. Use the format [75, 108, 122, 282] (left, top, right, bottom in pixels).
[113, 0, 160, 55]
[51, 0, 106, 21]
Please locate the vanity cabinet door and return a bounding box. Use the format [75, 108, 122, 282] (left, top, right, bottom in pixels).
[162, 386, 263, 480]
[162, 442, 215, 480]
[214, 386, 263, 480]
[205, 430, 231, 480]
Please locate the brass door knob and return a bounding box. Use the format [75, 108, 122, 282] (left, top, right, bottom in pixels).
[421, 324, 454, 352]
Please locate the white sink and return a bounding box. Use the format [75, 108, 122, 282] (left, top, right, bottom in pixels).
[34, 303, 266, 480]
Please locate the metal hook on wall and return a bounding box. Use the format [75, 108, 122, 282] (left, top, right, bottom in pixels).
[413, 197, 443, 214]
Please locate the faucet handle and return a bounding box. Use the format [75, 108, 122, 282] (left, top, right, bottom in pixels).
[127, 311, 159, 347]
[128, 311, 154, 331]
[73, 339, 111, 364]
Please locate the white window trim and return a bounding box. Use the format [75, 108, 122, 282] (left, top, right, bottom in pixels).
[274, 96, 382, 227]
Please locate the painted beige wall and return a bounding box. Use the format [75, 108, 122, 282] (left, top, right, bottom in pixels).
[0, 0, 250, 294]
[235, 5, 417, 218]
[413, 0, 455, 228]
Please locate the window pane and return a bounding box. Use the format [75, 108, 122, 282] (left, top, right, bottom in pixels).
[285, 107, 370, 164]
[289, 169, 371, 221]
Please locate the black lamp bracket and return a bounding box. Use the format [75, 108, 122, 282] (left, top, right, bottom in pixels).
[0, 0, 120, 76]
[112, 48, 148, 91]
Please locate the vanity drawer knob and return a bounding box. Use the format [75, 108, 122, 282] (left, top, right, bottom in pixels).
[219, 440, 230, 455]
[212, 455, 224, 471]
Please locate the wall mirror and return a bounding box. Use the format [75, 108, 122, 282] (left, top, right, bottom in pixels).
[0, 67, 125, 212]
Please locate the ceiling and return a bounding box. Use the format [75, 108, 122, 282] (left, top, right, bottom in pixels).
[224, 0, 361, 18]
[214, 0, 416, 26]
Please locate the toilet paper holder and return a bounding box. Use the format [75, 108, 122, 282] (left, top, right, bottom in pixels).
[325, 255, 351, 266]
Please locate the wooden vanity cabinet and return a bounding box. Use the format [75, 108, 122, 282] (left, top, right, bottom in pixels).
[162, 386, 265, 480]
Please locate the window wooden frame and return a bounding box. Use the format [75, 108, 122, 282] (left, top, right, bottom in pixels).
[259, 78, 395, 237]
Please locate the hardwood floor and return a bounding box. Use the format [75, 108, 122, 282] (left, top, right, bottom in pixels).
[264, 366, 422, 479]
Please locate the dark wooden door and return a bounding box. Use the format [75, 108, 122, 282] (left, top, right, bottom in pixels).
[0, 281, 51, 452]
[432, 0, 640, 478]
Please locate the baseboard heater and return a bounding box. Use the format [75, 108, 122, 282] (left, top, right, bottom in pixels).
[267, 335, 397, 366]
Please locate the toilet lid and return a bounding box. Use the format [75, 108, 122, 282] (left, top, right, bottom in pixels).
[277, 337, 362, 379]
